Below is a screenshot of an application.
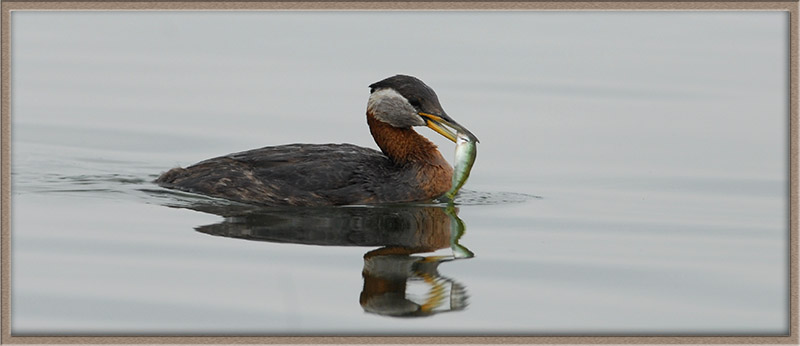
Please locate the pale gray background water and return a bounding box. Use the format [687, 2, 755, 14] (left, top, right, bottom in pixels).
[10, 11, 789, 335]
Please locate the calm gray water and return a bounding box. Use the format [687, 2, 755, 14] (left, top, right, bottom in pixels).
[10, 11, 789, 335]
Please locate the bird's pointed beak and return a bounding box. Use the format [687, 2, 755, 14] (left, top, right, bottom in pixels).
[418, 112, 479, 143]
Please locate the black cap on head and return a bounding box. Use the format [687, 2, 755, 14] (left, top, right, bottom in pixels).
[369, 75, 443, 114]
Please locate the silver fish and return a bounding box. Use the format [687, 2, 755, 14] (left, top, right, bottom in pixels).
[442, 132, 477, 201]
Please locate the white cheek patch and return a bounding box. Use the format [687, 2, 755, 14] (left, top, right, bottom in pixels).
[367, 88, 405, 111]
[367, 88, 425, 128]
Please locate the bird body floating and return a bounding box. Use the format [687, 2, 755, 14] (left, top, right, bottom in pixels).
[156, 75, 479, 206]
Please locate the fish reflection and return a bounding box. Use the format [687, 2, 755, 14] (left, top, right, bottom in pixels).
[176, 200, 473, 317]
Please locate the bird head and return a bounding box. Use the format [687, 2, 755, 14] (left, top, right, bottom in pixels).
[367, 75, 478, 143]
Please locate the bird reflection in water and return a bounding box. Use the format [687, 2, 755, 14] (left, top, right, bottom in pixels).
[360, 213, 472, 317]
[359, 205, 472, 317]
[178, 200, 474, 317]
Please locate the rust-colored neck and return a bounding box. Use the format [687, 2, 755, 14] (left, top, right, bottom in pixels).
[367, 112, 453, 199]
[367, 113, 446, 166]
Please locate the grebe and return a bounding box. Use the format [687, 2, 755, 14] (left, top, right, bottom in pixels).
[155, 75, 478, 206]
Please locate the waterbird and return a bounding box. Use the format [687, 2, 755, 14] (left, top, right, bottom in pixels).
[155, 75, 478, 206]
